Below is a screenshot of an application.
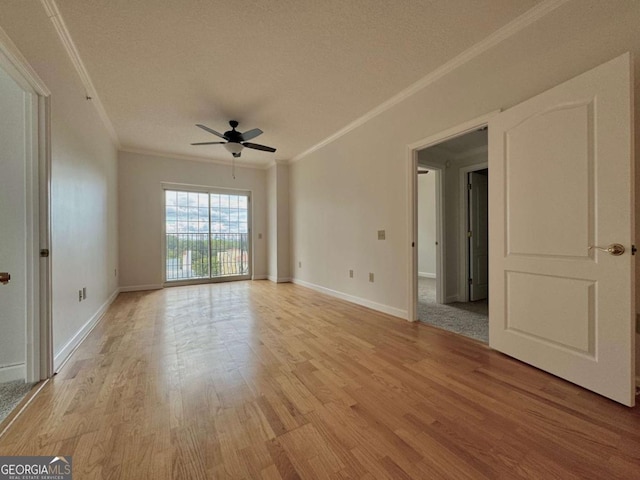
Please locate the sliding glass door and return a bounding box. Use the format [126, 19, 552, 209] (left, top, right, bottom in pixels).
[164, 187, 251, 284]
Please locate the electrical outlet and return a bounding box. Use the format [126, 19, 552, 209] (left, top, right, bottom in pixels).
[82, 287, 87, 300]
[369, 272, 374, 282]
[78, 290, 83, 302]
[378, 230, 386, 240]
[298, 261, 302, 268]
[349, 269, 354, 278]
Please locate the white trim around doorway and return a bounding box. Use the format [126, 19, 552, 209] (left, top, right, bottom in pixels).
[406, 111, 499, 322]
[458, 162, 488, 303]
[0, 26, 53, 382]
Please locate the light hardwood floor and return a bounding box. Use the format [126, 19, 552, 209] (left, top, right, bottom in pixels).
[1, 280, 639, 479]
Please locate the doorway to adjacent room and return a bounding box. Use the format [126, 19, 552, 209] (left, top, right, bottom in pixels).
[412, 125, 489, 343]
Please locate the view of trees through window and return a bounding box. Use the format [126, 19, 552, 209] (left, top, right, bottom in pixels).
[165, 189, 249, 281]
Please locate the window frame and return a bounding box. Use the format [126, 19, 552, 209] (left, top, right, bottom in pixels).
[161, 182, 252, 287]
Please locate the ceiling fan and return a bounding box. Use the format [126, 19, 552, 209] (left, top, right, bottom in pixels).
[191, 120, 276, 158]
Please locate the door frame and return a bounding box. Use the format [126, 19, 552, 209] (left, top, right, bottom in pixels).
[0, 27, 53, 381]
[459, 162, 488, 302]
[407, 111, 499, 321]
[416, 166, 444, 306]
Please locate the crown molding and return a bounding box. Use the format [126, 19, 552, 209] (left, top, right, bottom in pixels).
[0, 26, 50, 96]
[291, 0, 569, 163]
[266, 159, 291, 169]
[119, 147, 270, 170]
[40, 0, 120, 146]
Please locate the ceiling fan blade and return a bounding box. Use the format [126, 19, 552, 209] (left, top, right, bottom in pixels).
[243, 142, 276, 153]
[196, 124, 228, 140]
[190, 141, 226, 145]
[240, 128, 263, 142]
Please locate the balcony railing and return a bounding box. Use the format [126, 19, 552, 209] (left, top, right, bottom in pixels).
[166, 233, 249, 281]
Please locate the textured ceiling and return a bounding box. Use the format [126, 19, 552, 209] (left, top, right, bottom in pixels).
[418, 128, 487, 166]
[435, 129, 488, 156]
[54, 0, 540, 167]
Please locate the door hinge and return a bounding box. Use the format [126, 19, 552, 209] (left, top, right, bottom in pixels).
[468, 183, 472, 190]
[40, 249, 50, 258]
[467, 231, 472, 238]
[632, 245, 637, 255]
[469, 278, 473, 285]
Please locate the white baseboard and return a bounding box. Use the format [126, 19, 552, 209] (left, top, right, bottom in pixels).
[252, 275, 268, 280]
[446, 294, 460, 304]
[268, 276, 291, 283]
[292, 278, 408, 320]
[54, 288, 120, 372]
[418, 272, 436, 279]
[119, 284, 163, 292]
[0, 363, 26, 383]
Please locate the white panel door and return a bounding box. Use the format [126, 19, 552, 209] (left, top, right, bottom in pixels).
[0, 63, 31, 383]
[469, 171, 489, 301]
[488, 53, 635, 406]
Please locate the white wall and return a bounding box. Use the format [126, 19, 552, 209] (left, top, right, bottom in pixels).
[0, 2, 119, 369]
[417, 173, 436, 277]
[289, 0, 640, 378]
[276, 163, 291, 281]
[267, 161, 291, 282]
[118, 151, 268, 289]
[267, 165, 278, 279]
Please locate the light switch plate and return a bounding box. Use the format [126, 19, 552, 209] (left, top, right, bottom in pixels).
[369, 272, 374, 282]
[377, 230, 385, 240]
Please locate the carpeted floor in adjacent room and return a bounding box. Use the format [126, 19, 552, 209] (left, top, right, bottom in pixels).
[418, 277, 488, 343]
[0, 380, 35, 425]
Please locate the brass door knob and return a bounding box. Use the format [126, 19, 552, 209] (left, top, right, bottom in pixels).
[589, 244, 625, 256]
[0, 272, 10, 285]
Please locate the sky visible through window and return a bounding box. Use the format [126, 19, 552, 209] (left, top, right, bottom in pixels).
[165, 191, 248, 234]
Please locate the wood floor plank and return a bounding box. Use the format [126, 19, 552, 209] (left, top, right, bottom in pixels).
[1, 280, 639, 479]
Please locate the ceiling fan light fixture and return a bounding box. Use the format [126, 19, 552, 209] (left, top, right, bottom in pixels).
[224, 142, 243, 154]
[193, 121, 275, 157]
